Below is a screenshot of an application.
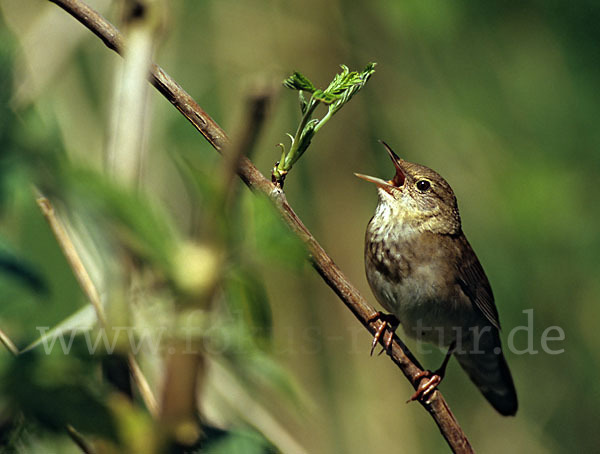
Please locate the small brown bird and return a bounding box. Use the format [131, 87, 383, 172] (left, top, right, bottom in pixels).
[356, 141, 517, 416]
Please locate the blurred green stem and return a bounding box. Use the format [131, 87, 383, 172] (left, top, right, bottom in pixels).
[158, 347, 204, 449]
[66, 425, 96, 454]
[36, 196, 106, 326]
[106, 0, 163, 184]
[35, 195, 158, 417]
[0, 328, 19, 356]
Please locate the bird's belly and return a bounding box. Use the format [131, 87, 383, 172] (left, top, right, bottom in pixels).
[366, 262, 464, 347]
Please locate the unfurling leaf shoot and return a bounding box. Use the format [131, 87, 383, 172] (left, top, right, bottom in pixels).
[272, 63, 376, 186]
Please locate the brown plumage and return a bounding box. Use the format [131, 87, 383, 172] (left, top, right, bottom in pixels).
[356, 141, 517, 416]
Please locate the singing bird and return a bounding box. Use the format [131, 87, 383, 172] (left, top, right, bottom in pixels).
[356, 141, 517, 416]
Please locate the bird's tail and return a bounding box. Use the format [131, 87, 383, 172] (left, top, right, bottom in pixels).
[454, 331, 518, 416]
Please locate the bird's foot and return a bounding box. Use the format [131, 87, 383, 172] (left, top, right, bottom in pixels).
[407, 342, 455, 404]
[367, 312, 399, 356]
[408, 369, 443, 404]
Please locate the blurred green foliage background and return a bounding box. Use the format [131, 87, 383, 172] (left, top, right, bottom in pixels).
[1, 0, 599, 452]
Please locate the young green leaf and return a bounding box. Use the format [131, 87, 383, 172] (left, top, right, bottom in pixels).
[312, 89, 340, 105]
[21, 305, 96, 353]
[282, 72, 316, 92]
[326, 62, 376, 118]
[65, 167, 179, 273]
[298, 91, 308, 114]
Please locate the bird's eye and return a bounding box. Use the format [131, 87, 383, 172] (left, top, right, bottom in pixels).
[416, 180, 431, 192]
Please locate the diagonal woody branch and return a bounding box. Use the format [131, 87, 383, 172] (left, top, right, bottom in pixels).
[47, 1, 473, 452]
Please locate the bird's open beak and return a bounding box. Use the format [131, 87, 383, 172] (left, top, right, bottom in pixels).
[354, 173, 396, 191]
[354, 140, 406, 192]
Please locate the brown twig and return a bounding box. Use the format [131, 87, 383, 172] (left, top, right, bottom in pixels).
[221, 87, 273, 197]
[128, 354, 159, 418]
[36, 195, 106, 326]
[0, 328, 19, 356]
[46, 1, 473, 452]
[65, 424, 96, 454]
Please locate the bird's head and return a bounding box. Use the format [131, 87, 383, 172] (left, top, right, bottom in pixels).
[355, 141, 461, 235]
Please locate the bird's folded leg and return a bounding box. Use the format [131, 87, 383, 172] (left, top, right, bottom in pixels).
[408, 341, 456, 404]
[367, 312, 399, 356]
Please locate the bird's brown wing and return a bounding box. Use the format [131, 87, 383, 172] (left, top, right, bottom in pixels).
[455, 235, 501, 330]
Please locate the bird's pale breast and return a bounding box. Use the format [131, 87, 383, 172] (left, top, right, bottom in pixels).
[365, 227, 477, 347]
